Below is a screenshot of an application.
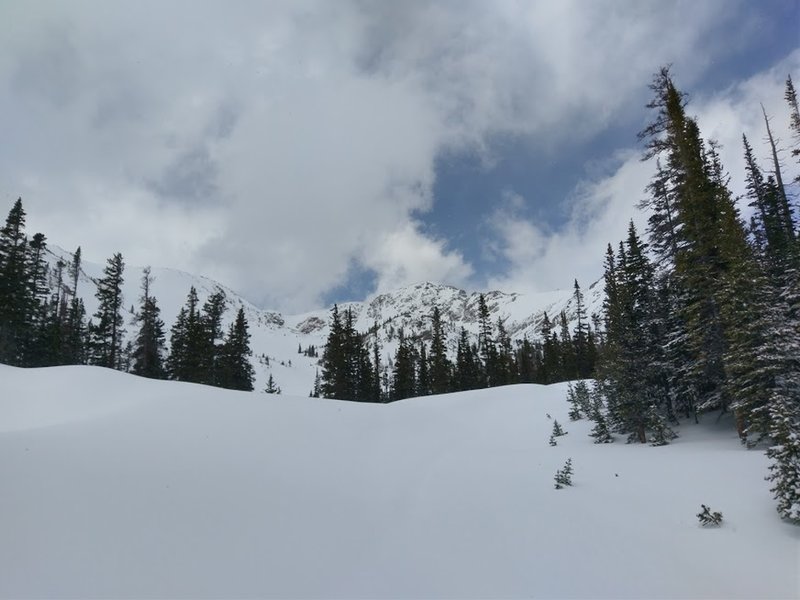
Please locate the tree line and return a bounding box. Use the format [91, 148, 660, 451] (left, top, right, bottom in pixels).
[0, 201, 254, 391]
[587, 69, 799, 523]
[314, 283, 600, 403]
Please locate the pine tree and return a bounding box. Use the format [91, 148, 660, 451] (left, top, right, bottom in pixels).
[24, 232, 52, 365]
[589, 409, 614, 444]
[539, 312, 560, 384]
[0, 198, 34, 365]
[219, 307, 254, 391]
[89, 252, 125, 369]
[429, 306, 451, 394]
[131, 267, 166, 379]
[454, 327, 480, 391]
[558, 311, 575, 380]
[167, 287, 205, 382]
[416, 342, 430, 396]
[572, 280, 592, 378]
[265, 373, 281, 394]
[62, 247, 87, 365]
[199, 289, 227, 385]
[785, 75, 800, 182]
[647, 404, 677, 446]
[477, 293, 496, 386]
[320, 304, 346, 399]
[554, 458, 574, 489]
[764, 393, 800, 523]
[567, 383, 583, 421]
[391, 329, 416, 401]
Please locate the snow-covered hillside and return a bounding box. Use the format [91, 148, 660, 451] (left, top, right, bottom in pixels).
[46, 246, 603, 395]
[1, 365, 796, 598]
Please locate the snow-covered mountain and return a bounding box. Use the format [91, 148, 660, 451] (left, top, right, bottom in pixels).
[46, 246, 603, 395]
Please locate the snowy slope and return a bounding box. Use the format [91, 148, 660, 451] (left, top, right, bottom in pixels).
[45, 247, 602, 396]
[1, 364, 796, 598]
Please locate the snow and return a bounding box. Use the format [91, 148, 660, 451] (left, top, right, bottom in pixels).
[44, 246, 604, 397]
[1, 364, 797, 598]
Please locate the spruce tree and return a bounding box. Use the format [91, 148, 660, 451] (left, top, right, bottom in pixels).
[429, 306, 451, 394]
[131, 267, 166, 379]
[391, 329, 416, 401]
[572, 280, 592, 378]
[785, 75, 800, 182]
[265, 373, 281, 394]
[219, 307, 255, 391]
[90, 252, 125, 369]
[167, 287, 205, 382]
[454, 327, 480, 391]
[0, 199, 33, 365]
[477, 293, 496, 386]
[320, 304, 347, 399]
[62, 247, 87, 365]
[199, 289, 227, 385]
[764, 392, 800, 523]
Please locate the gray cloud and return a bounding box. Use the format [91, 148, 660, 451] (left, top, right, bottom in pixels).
[0, 0, 775, 311]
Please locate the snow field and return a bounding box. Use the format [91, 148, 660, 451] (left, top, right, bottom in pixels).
[0, 364, 797, 598]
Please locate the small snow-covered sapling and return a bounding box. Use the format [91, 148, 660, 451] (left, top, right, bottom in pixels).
[554, 458, 573, 489]
[697, 504, 723, 526]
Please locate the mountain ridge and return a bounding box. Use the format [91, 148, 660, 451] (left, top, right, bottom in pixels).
[44, 245, 604, 396]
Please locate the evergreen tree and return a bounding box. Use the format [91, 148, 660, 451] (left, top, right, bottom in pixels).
[589, 409, 614, 444]
[89, 252, 125, 369]
[0, 198, 34, 365]
[371, 328, 383, 402]
[567, 383, 583, 421]
[320, 304, 347, 399]
[24, 232, 53, 365]
[167, 287, 205, 382]
[764, 392, 800, 523]
[572, 280, 592, 378]
[265, 373, 281, 394]
[557, 311, 575, 380]
[62, 247, 87, 365]
[219, 307, 255, 391]
[494, 317, 515, 386]
[131, 267, 166, 379]
[539, 312, 560, 384]
[416, 342, 430, 396]
[199, 289, 227, 385]
[429, 306, 451, 394]
[554, 458, 574, 489]
[454, 327, 480, 391]
[477, 293, 496, 386]
[391, 329, 416, 401]
[785, 75, 800, 182]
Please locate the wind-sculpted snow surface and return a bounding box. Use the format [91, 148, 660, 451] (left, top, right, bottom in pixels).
[0, 364, 796, 598]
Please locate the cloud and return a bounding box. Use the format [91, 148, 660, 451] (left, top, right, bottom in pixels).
[487, 49, 800, 295]
[0, 0, 783, 311]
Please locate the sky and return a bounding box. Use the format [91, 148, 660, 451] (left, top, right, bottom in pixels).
[0, 1, 798, 313]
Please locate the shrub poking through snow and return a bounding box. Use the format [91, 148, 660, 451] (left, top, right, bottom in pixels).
[554, 458, 573, 489]
[552, 420, 566, 437]
[697, 505, 723, 526]
[549, 433, 557, 447]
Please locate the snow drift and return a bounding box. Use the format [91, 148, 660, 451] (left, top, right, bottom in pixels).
[0, 364, 796, 598]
